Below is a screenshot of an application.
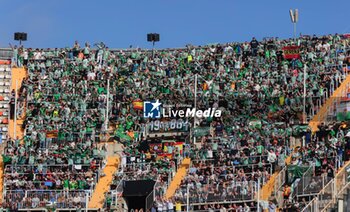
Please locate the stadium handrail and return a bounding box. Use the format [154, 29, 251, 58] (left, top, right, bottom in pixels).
[301, 160, 350, 211]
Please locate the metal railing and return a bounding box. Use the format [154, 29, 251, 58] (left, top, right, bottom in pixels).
[145, 189, 154, 210]
[298, 164, 315, 193]
[175, 181, 258, 206]
[319, 66, 350, 124]
[119, 158, 175, 175]
[105, 175, 124, 209]
[301, 162, 350, 212]
[3, 172, 98, 191]
[296, 175, 332, 197]
[188, 207, 257, 212]
[274, 166, 287, 197]
[189, 159, 273, 182]
[191, 155, 272, 165]
[3, 190, 91, 209]
[145, 176, 162, 211]
[4, 163, 102, 174]
[302, 197, 319, 212]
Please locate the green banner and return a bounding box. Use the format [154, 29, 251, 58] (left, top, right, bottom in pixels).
[287, 165, 310, 184]
[194, 127, 210, 137]
[337, 112, 350, 122]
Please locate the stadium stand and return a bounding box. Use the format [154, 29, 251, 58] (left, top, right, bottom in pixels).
[88, 155, 119, 209]
[260, 74, 350, 207]
[0, 33, 349, 211]
[8, 67, 27, 140]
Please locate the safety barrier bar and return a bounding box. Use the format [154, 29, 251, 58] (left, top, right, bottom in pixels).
[301, 161, 350, 212]
[120, 154, 179, 162]
[4, 172, 98, 190]
[189, 162, 274, 178]
[120, 161, 173, 169]
[176, 181, 258, 206]
[105, 174, 124, 208]
[300, 165, 315, 193]
[308, 66, 350, 124]
[4, 163, 102, 174]
[302, 197, 319, 212]
[299, 155, 342, 172]
[187, 207, 257, 212]
[295, 175, 332, 197]
[191, 155, 271, 164]
[274, 166, 287, 197]
[3, 190, 91, 209]
[145, 189, 154, 210]
[115, 178, 124, 204]
[117, 170, 171, 182]
[317, 64, 349, 122]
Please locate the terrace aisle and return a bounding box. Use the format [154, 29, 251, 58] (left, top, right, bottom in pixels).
[309, 72, 350, 132]
[165, 158, 191, 199]
[0, 67, 26, 205]
[88, 155, 120, 209]
[8, 67, 26, 139]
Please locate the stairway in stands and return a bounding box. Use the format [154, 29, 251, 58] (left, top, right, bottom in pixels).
[88, 155, 120, 209]
[260, 72, 350, 204]
[259, 156, 294, 201]
[309, 73, 350, 132]
[165, 158, 191, 199]
[8, 67, 27, 139]
[0, 66, 25, 205]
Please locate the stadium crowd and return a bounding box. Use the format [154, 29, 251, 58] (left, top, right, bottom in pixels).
[2, 33, 350, 211]
[281, 122, 349, 211]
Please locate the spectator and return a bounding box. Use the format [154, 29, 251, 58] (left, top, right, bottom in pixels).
[4, 33, 350, 211]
